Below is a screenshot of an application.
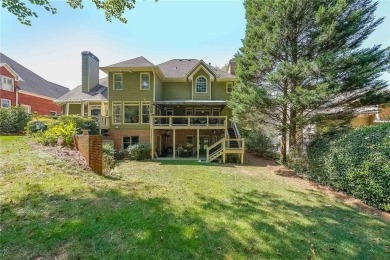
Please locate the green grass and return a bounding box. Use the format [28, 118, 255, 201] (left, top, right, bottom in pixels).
[1, 136, 389, 259]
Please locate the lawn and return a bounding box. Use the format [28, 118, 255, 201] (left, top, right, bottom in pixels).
[0, 136, 389, 259]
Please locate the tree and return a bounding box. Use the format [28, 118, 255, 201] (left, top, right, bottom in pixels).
[1, 0, 146, 26]
[230, 0, 390, 163]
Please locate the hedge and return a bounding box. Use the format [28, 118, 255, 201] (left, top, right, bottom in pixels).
[0, 107, 31, 133]
[307, 123, 390, 211]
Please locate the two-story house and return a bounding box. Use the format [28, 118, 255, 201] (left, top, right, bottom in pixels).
[0, 53, 69, 114]
[57, 52, 244, 163]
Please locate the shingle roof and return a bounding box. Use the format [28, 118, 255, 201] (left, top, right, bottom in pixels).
[0, 52, 69, 99]
[157, 59, 235, 79]
[56, 77, 108, 102]
[105, 56, 154, 68]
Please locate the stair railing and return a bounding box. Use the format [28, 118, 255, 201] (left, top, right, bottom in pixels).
[206, 138, 225, 162]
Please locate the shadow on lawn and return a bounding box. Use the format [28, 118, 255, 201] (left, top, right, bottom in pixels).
[1, 187, 389, 259]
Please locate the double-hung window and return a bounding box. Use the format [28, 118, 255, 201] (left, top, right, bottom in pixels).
[140, 73, 150, 90]
[195, 77, 207, 93]
[226, 82, 233, 93]
[113, 73, 123, 90]
[124, 102, 139, 124]
[141, 102, 150, 124]
[112, 102, 122, 124]
[1, 77, 14, 92]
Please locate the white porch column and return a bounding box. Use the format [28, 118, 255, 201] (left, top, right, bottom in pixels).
[66, 103, 69, 115]
[197, 128, 200, 160]
[173, 129, 176, 159]
[81, 102, 85, 117]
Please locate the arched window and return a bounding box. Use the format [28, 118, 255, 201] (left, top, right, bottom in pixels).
[195, 77, 207, 93]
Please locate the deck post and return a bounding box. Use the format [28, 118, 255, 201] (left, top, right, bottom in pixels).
[222, 139, 226, 163]
[197, 128, 200, 160]
[151, 129, 154, 159]
[241, 138, 245, 164]
[173, 129, 176, 159]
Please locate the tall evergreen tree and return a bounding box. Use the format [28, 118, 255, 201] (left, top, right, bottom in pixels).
[230, 0, 390, 163]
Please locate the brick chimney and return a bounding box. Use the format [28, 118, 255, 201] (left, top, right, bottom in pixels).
[227, 58, 236, 75]
[81, 51, 99, 93]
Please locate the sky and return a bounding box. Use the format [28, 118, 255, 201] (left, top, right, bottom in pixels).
[0, 0, 389, 90]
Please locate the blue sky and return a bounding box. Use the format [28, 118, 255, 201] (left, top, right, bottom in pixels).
[0, 0, 389, 89]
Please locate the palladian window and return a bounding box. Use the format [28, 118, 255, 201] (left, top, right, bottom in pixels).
[195, 77, 207, 93]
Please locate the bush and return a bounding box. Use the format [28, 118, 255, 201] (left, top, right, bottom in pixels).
[244, 129, 279, 159]
[226, 154, 240, 163]
[114, 150, 127, 160]
[34, 122, 77, 147]
[103, 143, 115, 156]
[0, 107, 30, 133]
[306, 123, 390, 211]
[127, 143, 151, 161]
[103, 144, 115, 174]
[57, 115, 98, 135]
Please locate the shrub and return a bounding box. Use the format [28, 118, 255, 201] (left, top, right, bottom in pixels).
[0, 107, 30, 133]
[114, 150, 127, 160]
[35, 122, 77, 147]
[244, 129, 279, 159]
[127, 143, 151, 161]
[306, 123, 390, 211]
[103, 143, 115, 156]
[57, 115, 98, 135]
[102, 144, 115, 174]
[226, 154, 240, 163]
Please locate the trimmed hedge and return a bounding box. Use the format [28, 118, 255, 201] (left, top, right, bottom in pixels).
[0, 107, 30, 133]
[307, 123, 390, 211]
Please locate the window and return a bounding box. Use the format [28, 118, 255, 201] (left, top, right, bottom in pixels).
[195, 76, 207, 93]
[185, 108, 193, 116]
[212, 108, 220, 116]
[112, 102, 122, 124]
[166, 108, 174, 116]
[141, 102, 150, 124]
[21, 105, 31, 113]
[124, 102, 139, 124]
[1, 77, 14, 92]
[226, 82, 233, 93]
[113, 73, 123, 90]
[123, 136, 139, 149]
[1, 99, 11, 108]
[50, 111, 57, 116]
[140, 73, 150, 90]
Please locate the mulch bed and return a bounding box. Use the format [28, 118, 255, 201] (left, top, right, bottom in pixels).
[29, 142, 90, 171]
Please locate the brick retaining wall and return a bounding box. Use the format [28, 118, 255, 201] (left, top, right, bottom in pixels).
[74, 134, 103, 174]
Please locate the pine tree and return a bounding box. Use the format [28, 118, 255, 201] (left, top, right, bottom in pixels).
[230, 0, 390, 163]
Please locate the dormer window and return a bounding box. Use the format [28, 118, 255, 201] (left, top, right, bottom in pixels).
[1, 76, 14, 92]
[113, 73, 123, 90]
[140, 73, 150, 90]
[195, 76, 207, 93]
[226, 82, 233, 93]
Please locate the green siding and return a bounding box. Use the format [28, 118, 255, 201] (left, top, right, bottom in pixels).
[211, 82, 232, 100]
[163, 82, 191, 100]
[108, 71, 154, 130]
[68, 104, 81, 115]
[192, 69, 211, 100]
[155, 74, 163, 101]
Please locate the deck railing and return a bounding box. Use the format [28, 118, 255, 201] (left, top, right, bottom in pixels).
[206, 137, 245, 164]
[151, 115, 227, 129]
[85, 116, 110, 129]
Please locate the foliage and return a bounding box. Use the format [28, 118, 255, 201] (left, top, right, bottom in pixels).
[34, 122, 77, 147]
[57, 115, 98, 135]
[114, 149, 127, 160]
[306, 123, 390, 211]
[102, 153, 115, 174]
[226, 154, 240, 163]
[243, 129, 279, 160]
[0, 106, 31, 133]
[1, 0, 139, 26]
[230, 0, 390, 163]
[127, 143, 151, 161]
[102, 143, 115, 156]
[1, 135, 389, 259]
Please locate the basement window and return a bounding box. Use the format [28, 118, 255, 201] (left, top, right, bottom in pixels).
[123, 136, 139, 149]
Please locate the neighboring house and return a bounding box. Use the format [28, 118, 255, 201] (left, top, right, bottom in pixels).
[0, 53, 69, 114]
[57, 51, 244, 163]
[351, 104, 390, 127]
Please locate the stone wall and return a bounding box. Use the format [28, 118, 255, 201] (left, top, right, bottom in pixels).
[74, 134, 103, 174]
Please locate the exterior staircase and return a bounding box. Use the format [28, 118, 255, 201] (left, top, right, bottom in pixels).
[227, 128, 240, 149]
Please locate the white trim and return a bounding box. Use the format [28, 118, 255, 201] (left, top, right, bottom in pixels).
[0, 76, 14, 92]
[1, 98, 11, 108]
[195, 76, 207, 93]
[226, 82, 233, 93]
[140, 72, 151, 90]
[166, 108, 174, 116]
[185, 108, 193, 116]
[18, 90, 54, 100]
[89, 105, 101, 117]
[21, 104, 31, 113]
[187, 63, 216, 82]
[123, 101, 140, 125]
[194, 108, 210, 115]
[0, 63, 23, 81]
[112, 101, 122, 125]
[112, 73, 123, 90]
[153, 71, 156, 101]
[141, 101, 151, 124]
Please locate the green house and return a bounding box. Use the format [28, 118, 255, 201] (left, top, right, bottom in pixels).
[56, 52, 244, 163]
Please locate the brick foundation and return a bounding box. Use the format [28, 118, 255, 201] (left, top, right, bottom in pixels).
[74, 134, 103, 174]
[108, 129, 151, 150]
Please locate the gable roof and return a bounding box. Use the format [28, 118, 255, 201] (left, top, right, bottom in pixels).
[0, 63, 23, 81]
[158, 59, 235, 79]
[0, 53, 69, 99]
[105, 56, 155, 68]
[55, 77, 108, 102]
